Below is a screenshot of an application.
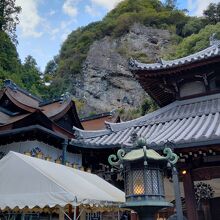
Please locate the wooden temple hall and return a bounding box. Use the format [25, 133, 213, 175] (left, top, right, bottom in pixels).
[72, 37, 220, 219]
[0, 79, 84, 166]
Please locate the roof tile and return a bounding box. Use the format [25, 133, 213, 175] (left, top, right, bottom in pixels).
[71, 93, 220, 149]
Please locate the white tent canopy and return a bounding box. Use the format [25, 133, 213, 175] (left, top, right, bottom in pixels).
[0, 151, 125, 210]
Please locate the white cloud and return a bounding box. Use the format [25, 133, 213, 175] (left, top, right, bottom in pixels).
[63, 0, 79, 17]
[187, 0, 220, 16]
[91, 0, 123, 10]
[85, 5, 100, 17]
[49, 28, 60, 40]
[61, 30, 71, 41]
[16, 0, 43, 38]
[48, 10, 56, 16]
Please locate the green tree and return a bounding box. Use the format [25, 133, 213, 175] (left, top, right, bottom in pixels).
[0, 31, 20, 72]
[167, 23, 220, 59]
[0, 0, 21, 44]
[21, 55, 43, 95]
[44, 56, 58, 76]
[141, 98, 158, 115]
[203, 3, 220, 24]
[181, 17, 205, 37]
[164, 0, 177, 9]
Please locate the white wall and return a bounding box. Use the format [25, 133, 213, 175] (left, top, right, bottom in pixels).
[0, 140, 82, 165]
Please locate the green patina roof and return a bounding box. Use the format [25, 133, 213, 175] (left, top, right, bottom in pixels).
[123, 149, 166, 161]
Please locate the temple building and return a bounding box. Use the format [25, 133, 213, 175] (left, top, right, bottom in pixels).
[81, 111, 120, 130]
[71, 37, 220, 220]
[0, 80, 83, 166]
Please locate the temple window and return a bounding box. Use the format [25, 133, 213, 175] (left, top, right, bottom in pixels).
[180, 81, 206, 98]
[209, 77, 220, 91]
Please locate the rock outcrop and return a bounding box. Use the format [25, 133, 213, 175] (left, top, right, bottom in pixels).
[76, 23, 172, 113]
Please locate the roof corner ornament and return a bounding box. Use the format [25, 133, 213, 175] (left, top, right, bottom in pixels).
[157, 57, 164, 65]
[105, 122, 112, 131]
[110, 108, 116, 116]
[128, 58, 138, 69]
[72, 127, 82, 139]
[209, 33, 220, 46]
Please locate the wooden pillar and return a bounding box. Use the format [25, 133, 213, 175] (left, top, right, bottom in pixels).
[131, 211, 138, 220]
[68, 204, 73, 219]
[183, 170, 199, 220]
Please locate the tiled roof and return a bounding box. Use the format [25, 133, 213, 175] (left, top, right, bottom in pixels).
[129, 39, 220, 71]
[71, 93, 220, 149]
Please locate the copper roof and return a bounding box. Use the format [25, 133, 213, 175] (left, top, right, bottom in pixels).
[0, 80, 83, 139]
[1, 80, 81, 122]
[5, 89, 39, 112]
[81, 111, 120, 130]
[42, 99, 72, 119]
[0, 112, 30, 125]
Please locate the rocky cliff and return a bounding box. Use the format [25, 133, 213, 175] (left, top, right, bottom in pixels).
[75, 23, 172, 114]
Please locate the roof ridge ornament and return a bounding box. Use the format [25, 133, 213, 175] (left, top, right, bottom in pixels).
[60, 92, 71, 103]
[4, 79, 17, 91]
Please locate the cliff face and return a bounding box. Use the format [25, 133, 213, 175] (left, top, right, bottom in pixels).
[75, 23, 172, 113]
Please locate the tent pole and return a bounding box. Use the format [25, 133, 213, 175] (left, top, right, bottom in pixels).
[73, 206, 77, 220]
[59, 206, 72, 220]
[76, 208, 85, 220]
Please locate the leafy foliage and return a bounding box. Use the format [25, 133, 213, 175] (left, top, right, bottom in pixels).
[50, 0, 192, 97]
[0, 31, 22, 86]
[167, 23, 220, 59]
[0, 32, 48, 98]
[118, 98, 158, 120]
[203, 3, 220, 25]
[2, 0, 220, 120]
[0, 0, 21, 44]
[21, 55, 45, 97]
[181, 17, 206, 37]
[141, 98, 158, 115]
[0, 31, 20, 72]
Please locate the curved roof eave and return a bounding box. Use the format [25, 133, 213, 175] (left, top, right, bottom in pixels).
[0, 110, 74, 139]
[5, 89, 39, 112]
[70, 93, 220, 150]
[129, 40, 220, 72]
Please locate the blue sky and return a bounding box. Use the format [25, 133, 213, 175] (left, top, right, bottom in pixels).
[15, 0, 220, 71]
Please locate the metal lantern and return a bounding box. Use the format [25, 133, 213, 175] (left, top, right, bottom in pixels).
[125, 158, 165, 202]
[108, 139, 181, 220]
